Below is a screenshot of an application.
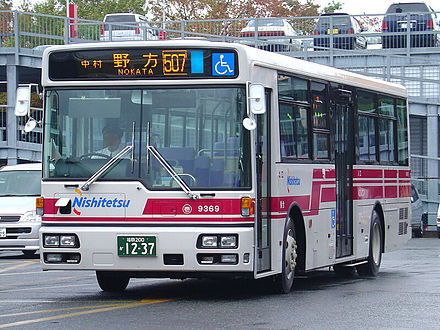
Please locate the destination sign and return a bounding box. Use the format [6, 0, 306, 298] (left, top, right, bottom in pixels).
[48, 48, 238, 80]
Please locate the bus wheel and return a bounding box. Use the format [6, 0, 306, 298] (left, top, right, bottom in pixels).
[96, 271, 130, 292]
[357, 210, 382, 276]
[273, 217, 297, 293]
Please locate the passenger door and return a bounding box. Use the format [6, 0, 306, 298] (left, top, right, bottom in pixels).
[332, 87, 354, 258]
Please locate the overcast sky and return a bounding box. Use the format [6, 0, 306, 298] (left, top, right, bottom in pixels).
[12, 0, 440, 15]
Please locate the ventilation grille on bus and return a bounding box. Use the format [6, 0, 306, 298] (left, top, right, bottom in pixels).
[399, 207, 409, 220]
[398, 222, 408, 235]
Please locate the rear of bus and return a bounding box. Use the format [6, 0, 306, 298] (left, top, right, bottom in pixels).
[38, 42, 257, 289]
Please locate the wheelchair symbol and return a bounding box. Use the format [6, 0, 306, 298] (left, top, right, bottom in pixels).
[213, 54, 234, 76]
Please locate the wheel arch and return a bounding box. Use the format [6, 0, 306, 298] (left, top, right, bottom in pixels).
[287, 202, 306, 271]
[373, 201, 385, 253]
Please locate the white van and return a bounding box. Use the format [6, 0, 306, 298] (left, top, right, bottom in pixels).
[0, 163, 41, 256]
[100, 13, 159, 41]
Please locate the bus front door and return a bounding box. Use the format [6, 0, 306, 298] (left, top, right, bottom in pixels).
[256, 92, 271, 273]
[333, 88, 354, 258]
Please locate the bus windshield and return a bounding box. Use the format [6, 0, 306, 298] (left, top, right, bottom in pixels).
[43, 87, 251, 190]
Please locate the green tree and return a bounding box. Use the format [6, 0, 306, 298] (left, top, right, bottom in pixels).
[322, 0, 343, 14]
[16, 0, 147, 21]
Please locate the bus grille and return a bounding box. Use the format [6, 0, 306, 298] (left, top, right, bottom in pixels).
[399, 207, 409, 220]
[398, 221, 408, 235]
[0, 216, 20, 222]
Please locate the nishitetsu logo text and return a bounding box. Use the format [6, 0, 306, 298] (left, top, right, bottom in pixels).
[72, 189, 130, 215]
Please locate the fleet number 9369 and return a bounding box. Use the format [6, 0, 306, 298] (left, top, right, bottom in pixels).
[198, 205, 220, 213]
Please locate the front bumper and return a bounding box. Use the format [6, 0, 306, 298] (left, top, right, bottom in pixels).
[40, 226, 254, 274]
[0, 221, 40, 251]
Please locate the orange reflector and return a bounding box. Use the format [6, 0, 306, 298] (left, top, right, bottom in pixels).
[36, 197, 44, 209]
[241, 197, 254, 216]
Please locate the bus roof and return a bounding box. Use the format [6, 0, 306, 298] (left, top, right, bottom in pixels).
[42, 40, 407, 97]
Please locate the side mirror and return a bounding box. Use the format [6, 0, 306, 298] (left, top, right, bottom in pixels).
[15, 86, 31, 116]
[248, 84, 266, 115]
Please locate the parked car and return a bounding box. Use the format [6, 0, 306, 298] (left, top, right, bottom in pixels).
[313, 13, 367, 50]
[0, 163, 41, 256]
[410, 184, 424, 237]
[100, 13, 159, 41]
[240, 18, 302, 52]
[381, 2, 440, 48]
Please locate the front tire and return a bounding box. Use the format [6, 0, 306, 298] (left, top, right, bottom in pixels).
[357, 210, 382, 276]
[96, 271, 130, 292]
[273, 217, 297, 293]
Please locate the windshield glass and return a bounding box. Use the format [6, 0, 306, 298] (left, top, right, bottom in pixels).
[0, 170, 41, 196]
[43, 87, 251, 190]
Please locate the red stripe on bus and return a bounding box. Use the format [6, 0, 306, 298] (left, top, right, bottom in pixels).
[142, 198, 241, 215]
[353, 186, 383, 200]
[384, 170, 398, 178]
[399, 170, 411, 178]
[42, 216, 253, 223]
[385, 186, 398, 198]
[321, 187, 336, 203]
[353, 169, 383, 179]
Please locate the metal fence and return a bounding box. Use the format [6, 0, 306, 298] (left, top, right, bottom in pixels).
[1, 10, 440, 221]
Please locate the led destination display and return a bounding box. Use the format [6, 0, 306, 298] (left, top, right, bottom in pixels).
[48, 48, 238, 80]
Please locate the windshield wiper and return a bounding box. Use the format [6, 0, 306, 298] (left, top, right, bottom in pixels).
[147, 145, 199, 200]
[81, 122, 136, 191]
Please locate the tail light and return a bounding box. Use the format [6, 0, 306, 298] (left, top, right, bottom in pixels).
[347, 28, 354, 34]
[382, 21, 388, 31]
[313, 30, 319, 35]
[258, 31, 285, 37]
[135, 24, 140, 34]
[159, 31, 166, 40]
[100, 24, 104, 35]
[427, 20, 433, 30]
[240, 31, 255, 37]
[241, 197, 254, 217]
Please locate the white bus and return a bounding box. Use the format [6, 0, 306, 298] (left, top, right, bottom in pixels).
[17, 40, 411, 293]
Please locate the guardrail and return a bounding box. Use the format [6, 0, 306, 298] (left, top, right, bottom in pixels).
[0, 10, 439, 53]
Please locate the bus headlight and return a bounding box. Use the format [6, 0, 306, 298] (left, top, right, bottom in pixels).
[201, 235, 218, 247]
[220, 235, 237, 248]
[60, 235, 77, 247]
[44, 235, 60, 247]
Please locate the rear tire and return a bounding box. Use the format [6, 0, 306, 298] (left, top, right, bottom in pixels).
[96, 271, 130, 292]
[273, 217, 297, 293]
[357, 210, 382, 276]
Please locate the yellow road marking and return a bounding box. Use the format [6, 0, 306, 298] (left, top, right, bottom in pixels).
[0, 274, 93, 288]
[0, 282, 97, 294]
[0, 299, 170, 329]
[0, 260, 39, 266]
[0, 303, 122, 318]
[0, 261, 38, 274]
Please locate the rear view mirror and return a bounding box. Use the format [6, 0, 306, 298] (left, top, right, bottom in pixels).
[15, 86, 31, 116]
[248, 84, 266, 115]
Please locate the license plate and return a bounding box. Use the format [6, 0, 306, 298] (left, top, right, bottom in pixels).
[0, 227, 6, 238]
[327, 28, 338, 35]
[117, 236, 156, 257]
[400, 22, 414, 29]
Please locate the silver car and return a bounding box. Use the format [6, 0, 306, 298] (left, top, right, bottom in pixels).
[0, 163, 41, 256]
[410, 184, 424, 237]
[100, 13, 159, 42]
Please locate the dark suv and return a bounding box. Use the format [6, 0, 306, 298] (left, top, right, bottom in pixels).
[313, 13, 367, 50]
[381, 2, 440, 48]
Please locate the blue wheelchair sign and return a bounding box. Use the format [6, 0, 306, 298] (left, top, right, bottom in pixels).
[212, 53, 235, 76]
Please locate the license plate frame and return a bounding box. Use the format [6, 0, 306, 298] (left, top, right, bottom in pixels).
[0, 227, 6, 238]
[117, 236, 156, 257]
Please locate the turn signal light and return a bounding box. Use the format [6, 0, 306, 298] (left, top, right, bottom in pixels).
[241, 197, 254, 216]
[36, 197, 44, 216]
